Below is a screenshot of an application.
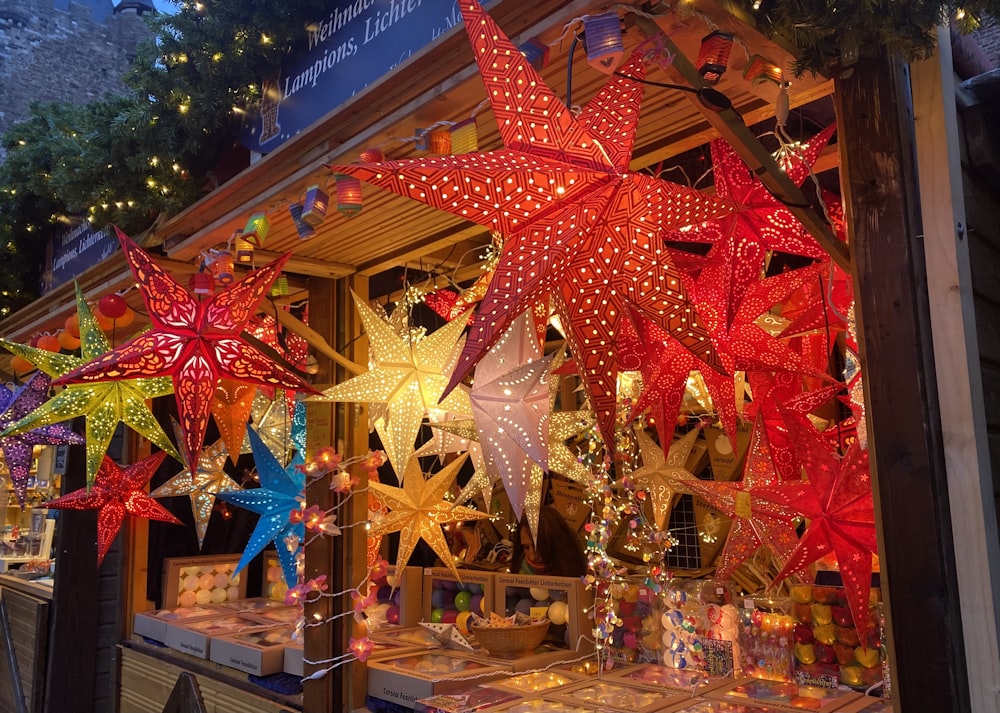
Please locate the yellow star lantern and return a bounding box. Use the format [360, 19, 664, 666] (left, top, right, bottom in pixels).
[547, 410, 598, 485]
[368, 453, 490, 581]
[316, 291, 472, 475]
[417, 419, 492, 507]
[0, 283, 179, 486]
[630, 426, 702, 530]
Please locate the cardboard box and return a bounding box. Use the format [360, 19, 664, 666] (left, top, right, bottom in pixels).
[284, 642, 303, 677]
[494, 573, 593, 652]
[210, 625, 297, 676]
[162, 612, 267, 659]
[414, 684, 522, 713]
[161, 554, 246, 608]
[133, 605, 222, 643]
[367, 651, 507, 708]
[241, 605, 302, 627]
[603, 663, 732, 696]
[544, 679, 687, 713]
[705, 678, 863, 713]
[423, 567, 495, 623]
[216, 596, 296, 614]
[370, 625, 446, 651]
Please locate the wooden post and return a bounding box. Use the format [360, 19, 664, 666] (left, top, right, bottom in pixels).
[910, 26, 1000, 711]
[834, 49, 970, 710]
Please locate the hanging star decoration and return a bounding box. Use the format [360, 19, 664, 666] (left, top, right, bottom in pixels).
[419, 622, 474, 651]
[57, 228, 317, 476]
[212, 378, 258, 464]
[45, 451, 182, 566]
[150, 423, 241, 548]
[215, 427, 306, 588]
[368, 452, 491, 581]
[417, 419, 491, 507]
[754, 420, 878, 641]
[673, 416, 803, 581]
[0, 372, 85, 506]
[0, 283, 179, 489]
[546, 409, 598, 485]
[331, 0, 731, 445]
[316, 291, 472, 475]
[628, 426, 701, 530]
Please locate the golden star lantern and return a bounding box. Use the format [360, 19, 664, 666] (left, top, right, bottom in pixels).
[368, 453, 490, 581]
[547, 409, 598, 485]
[418, 419, 492, 507]
[316, 291, 472, 475]
[0, 283, 179, 487]
[630, 426, 701, 530]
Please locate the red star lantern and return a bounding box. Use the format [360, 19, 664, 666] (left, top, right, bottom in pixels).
[676, 416, 803, 581]
[330, 0, 731, 443]
[45, 451, 182, 566]
[58, 229, 318, 473]
[755, 422, 879, 641]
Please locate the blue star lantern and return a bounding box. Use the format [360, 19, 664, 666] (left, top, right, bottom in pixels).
[216, 426, 305, 587]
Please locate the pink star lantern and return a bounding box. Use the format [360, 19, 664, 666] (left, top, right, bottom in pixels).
[45, 451, 182, 566]
[331, 0, 731, 444]
[57, 228, 317, 474]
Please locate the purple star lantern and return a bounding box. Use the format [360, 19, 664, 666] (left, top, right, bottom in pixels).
[0, 372, 84, 507]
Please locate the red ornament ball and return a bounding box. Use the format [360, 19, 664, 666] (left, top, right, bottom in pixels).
[98, 294, 128, 319]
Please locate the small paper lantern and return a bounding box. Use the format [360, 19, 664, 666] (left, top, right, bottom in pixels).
[519, 36, 550, 70]
[334, 174, 363, 217]
[189, 272, 215, 295]
[301, 185, 329, 227]
[208, 251, 236, 284]
[234, 235, 254, 264]
[582, 12, 623, 74]
[116, 307, 136, 327]
[9, 355, 34, 376]
[450, 119, 478, 154]
[358, 147, 384, 163]
[94, 309, 115, 331]
[64, 314, 81, 339]
[37, 334, 61, 352]
[242, 212, 270, 247]
[743, 54, 784, 85]
[58, 329, 81, 351]
[697, 31, 735, 85]
[99, 294, 128, 319]
[270, 275, 290, 297]
[288, 202, 317, 240]
[428, 128, 451, 155]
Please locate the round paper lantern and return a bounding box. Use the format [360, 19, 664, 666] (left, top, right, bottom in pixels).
[57, 330, 81, 351]
[548, 600, 569, 626]
[36, 334, 61, 352]
[98, 294, 128, 319]
[115, 306, 136, 327]
[9, 355, 34, 376]
[454, 591, 472, 612]
[65, 315, 80, 338]
[456, 611, 473, 635]
[94, 309, 115, 331]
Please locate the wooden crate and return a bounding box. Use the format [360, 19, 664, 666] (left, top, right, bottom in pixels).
[0, 583, 49, 713]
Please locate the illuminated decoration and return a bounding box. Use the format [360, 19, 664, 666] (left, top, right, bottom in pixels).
[288, 202, 317, 240]
[58, 329, 81, 351]
[333, 0, 731, 445]
[518, 36, 550, 70]
[420, 419, 491, 506]
[301, 184, 330, 227]
[216, 427, 306, 588]
[334, 174, 363, 217]
[449, 118, 479, 154]
[0, 372, 85, 506]
[582, 12, 624, 73]
[151, 426, 240, 548]
[629, 426, 700, 530]
[0, 284, 179, 488]
[57, 228, 316, 476]
[546, 409, 598, 485]
[234, 234, 255, 263]
[368, 452, 491, 581]
[212, 378, 257, 464]
[98, 294, 128, 319]
[316, 291, 471, 474]
[270, 276, 290, 297]
[243, 390, 305, 465]
[45, 452, 182, 566]
[427, 128, 451, 154]
[696, 30, 735, 84]
[358, 147, 384, 163]
[676, 417, 802, 581]
[189, 271, 214, 295]
[242, 212, 271, 247]
[206, 250, 236, 285]
[754, 421, 878, 641]
[743, 54, 784, 85]
[424, 235, 503, 323]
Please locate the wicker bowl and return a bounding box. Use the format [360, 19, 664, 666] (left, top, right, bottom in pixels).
[470, 620, 551, 658]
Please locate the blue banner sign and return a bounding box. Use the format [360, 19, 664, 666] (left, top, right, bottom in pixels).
[45, 222, 118, 292]
[242, 0, 491, 153]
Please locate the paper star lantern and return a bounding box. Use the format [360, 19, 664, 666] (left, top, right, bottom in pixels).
[45, 451, 182, 566]
[629, 426, 701, 530]
[0, 372, 85, 506]
[150, 424, 241, 548]
[212, 379, 257, 464]
[317, 291, 471, 474]
[215, 427, 306, 587]
[546, 409, 598, 485]
[417, 419, 492, 507]
[1, 283, 179, 488]
[57, 228, 317, 476]
[419, 622, 474, 651]
[755, 423, 878, 641]
[332, 0, 731, 444]
[675, 417, 803, 581]
[244, 389, 307, 465]
[368, 453, 490, 581]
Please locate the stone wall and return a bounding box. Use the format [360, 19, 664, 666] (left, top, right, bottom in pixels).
[974, 16, 1000, 69]
[0, 0, 151, 159]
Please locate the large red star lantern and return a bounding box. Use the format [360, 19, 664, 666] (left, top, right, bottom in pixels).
[45, 451, 182, 566]
[330, 0, 731, 443]
[58, 228, 317, 473]
[755, 422, 879, 641]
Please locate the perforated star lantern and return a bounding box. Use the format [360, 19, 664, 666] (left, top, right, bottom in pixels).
[57, 228, 317, 476]
[316, 291, 472, 474]
[331, 0, 731, 444]
[213, 378, 257, 464]
[419, 622, 474, 651]
[150, 424, 241, 548]
[44, 451, 181, 566]
[418, 420, 491, 506]
[547, 409, 597, 485]
[1, 283, 179, 488]
[215, 427, 305, 588]
[368, 453, 491, 581]
[629, 426, 701, 530]
[0, 372, 85, 506]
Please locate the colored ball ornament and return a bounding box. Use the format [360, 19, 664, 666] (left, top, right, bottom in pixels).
[58, 330, 81, 351]
[115, 306, 136, 327]
[548, 600, 569, 626]
[529, 587, 550, 602]
[456, 611, 473, 635]
[377, 585, 393, 603]
[64, 315, 80, 338]
[98, 294, 128, 319]
[431, 607, 445, 623]
[431, 589, 445, 609]
[94, 310, 115, 331]
[440, 589, 456, 609]
[386, 605, 400, 625]
[516, 598, 533, 615]
[441, 609, 458, 623]
[454, 591, 472, 612]
[9, 356, 34, 376]
[469, 594, 484, 614]
[36, 334, 60, 352]
[385, 574, 398, 588]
